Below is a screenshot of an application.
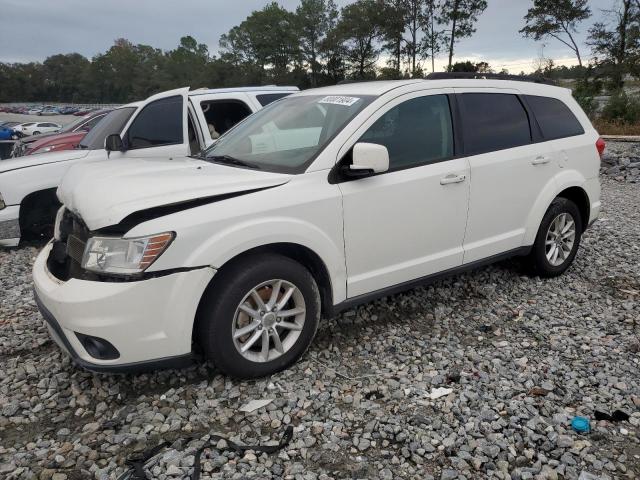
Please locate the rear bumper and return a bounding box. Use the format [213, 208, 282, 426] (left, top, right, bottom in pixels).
[0, 205, 20, 246]
[584, 177, 601, 227]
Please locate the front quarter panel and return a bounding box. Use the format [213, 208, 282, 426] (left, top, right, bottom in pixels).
[126, 170, 347, 305]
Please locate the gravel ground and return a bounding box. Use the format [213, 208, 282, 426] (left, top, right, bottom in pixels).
[601, 141, 640, 183]
[1, 177, 639, 480]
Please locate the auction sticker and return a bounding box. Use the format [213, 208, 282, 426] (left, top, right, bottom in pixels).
[319, 96, 361, 107]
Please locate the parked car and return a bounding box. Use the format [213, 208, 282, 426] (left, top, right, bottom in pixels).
[20, 122, 62, 136]
[0, 86, 298, 245]
[12, 122, 37, 134]
[27, 108, 43, 115]
[31, 78, 602, 377]
[11, 110, 111, 157]
[0, 125, 16, 140]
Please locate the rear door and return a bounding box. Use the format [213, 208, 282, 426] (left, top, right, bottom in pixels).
[455, 88, 558, 263]
[191, 92, 255, 150]
[109, 87, 189, 160]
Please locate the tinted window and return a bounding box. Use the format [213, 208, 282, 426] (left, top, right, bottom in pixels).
[359, 95, 454, 170]
[525, 95, 584, 140]
[461, 93, 531, 155]
[126, 96, 183, 149]
[79, 107, 136, 150]
[256, 93, 292, 106]
[201, 100, 252, 140]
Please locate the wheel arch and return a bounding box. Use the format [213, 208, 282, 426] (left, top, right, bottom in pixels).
[19, 187, 61, 238]
[523, 173, 590, 246]
[556, 186, 590, 232]
[200, 243, 334, 318]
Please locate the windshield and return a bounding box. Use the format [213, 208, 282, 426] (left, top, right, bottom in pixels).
[79, 107, 136, 150]
[202, 94, 373, 173]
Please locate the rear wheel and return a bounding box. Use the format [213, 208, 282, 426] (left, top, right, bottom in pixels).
[526, 197, 582, 277]
[195, 254, 320, 378]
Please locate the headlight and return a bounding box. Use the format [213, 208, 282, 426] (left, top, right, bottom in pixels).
[0, 192, 5, 210]
[32, 145, 55, 155]
[81, 232, 174, 275]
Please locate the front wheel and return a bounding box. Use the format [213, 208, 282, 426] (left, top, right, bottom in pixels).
[32, 131, 40, 135]
[526, 197, 583, 277]
[195, 254, 320, 378]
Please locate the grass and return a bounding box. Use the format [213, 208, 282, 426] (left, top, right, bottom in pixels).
[592, 118, 640, 136]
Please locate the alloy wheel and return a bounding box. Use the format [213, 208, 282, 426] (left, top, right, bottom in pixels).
[231, 279, 306, 363]
[545, 212, 576, 267]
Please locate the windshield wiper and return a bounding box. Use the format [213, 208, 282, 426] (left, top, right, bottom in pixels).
[207, 155, 261, 170]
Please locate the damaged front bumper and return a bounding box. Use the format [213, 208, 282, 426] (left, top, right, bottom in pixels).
[0, 205, 20, 247]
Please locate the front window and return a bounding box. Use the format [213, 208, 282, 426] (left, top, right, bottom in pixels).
[79, 107, 136, 150]
[202, 94, 373, 174]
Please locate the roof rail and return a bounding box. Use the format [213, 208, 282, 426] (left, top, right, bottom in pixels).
[426, 72, 557, 86]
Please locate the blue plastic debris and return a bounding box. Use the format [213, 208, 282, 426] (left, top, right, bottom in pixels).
[571, 416, 591, 433]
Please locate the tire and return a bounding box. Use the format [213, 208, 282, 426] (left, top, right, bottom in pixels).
[195, 254, 321, 378]
[526, 197, 583, 277]
[33, 131, 40, 135]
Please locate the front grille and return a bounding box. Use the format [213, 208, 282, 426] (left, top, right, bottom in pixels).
[67, 234, 86, 264]
[48, 210, 92, 281]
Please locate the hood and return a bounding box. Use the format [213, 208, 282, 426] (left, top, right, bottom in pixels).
[0, 148, 91, 173]
[25, 131, 85, 153]
[58, 156, 293, 230]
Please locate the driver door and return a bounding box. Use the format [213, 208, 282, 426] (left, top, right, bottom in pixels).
[338, 90, 470, 298]
[108, 87, 190, 160]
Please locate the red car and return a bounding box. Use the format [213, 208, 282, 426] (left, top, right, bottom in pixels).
[11, 110, 110, 157]
[20, 131, 87, 156]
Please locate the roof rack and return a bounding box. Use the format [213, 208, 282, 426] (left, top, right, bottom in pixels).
[426, 72, 557, 86]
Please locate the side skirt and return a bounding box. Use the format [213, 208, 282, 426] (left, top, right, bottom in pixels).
[328, 246, 532, 316]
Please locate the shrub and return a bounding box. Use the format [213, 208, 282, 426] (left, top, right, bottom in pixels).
[601, 90, 640, 124]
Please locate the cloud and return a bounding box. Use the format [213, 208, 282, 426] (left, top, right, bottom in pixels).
[0, 0, 611, 68]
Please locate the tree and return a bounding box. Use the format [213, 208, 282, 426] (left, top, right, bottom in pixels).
[439, 0, 488, 70]
[423, 0, 445, 73]
[220, 2, 300, 83]
[588, 0, 640, 89]
[520, 0, 591, 67]
[165, 36, 209, 88]
[403, 0, 428, 76]
[380, 0, 408, 78]
[337, 0, 385, 79]
[450, 60, 492, 72]
[296, 0, 338, 86]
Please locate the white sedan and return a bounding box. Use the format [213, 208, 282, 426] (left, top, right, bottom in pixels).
[12, 122, 37, 133]
[21, 122, 61, 136]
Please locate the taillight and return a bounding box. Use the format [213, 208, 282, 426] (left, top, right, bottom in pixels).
[596, 137, 606, 158]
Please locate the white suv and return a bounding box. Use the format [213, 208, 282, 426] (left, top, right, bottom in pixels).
[33, 78, 602, 378]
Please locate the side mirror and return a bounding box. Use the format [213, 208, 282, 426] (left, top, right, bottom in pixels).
[349, 142, 389, 176]
[104, 134, 124, 153]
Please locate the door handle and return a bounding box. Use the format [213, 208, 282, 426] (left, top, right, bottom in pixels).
[531, 156, 551, 165]
[440, 173, 466, 185]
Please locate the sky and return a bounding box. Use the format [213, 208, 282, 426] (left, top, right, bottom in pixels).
[0, 0, 615, 73]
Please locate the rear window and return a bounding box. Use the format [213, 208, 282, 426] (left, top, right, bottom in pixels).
[525, 95, 584, 140]
[256, 93, 292, 106]
[461, 93, 531, 155]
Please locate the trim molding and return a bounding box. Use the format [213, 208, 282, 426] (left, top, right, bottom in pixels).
[329, 246, 531, 316]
